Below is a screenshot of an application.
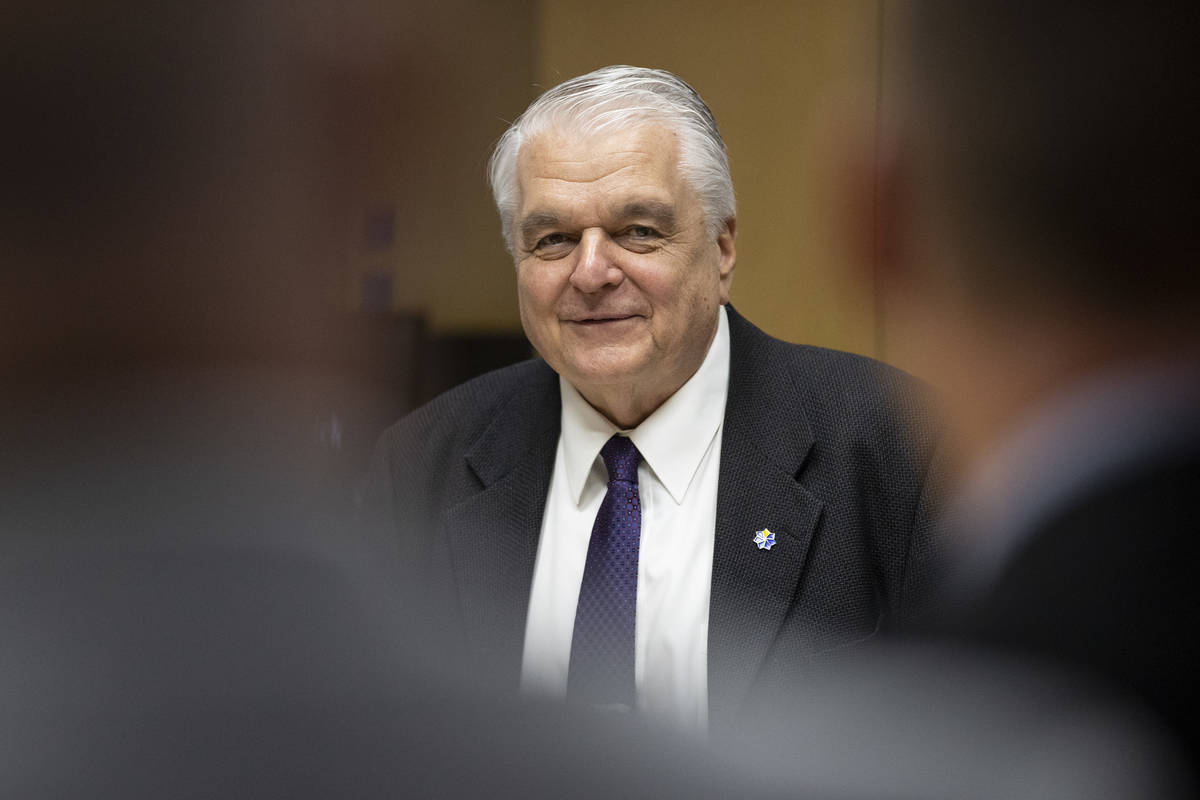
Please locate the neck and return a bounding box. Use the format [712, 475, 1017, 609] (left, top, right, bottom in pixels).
[579, 383, 680, 430]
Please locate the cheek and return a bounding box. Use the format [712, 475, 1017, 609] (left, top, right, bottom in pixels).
[651, 260, 720, 318]
[516, 268, 564, 342]
[517, 267, 552, 313]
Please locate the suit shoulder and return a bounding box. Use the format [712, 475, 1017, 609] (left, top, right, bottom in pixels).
[729, 309, 918, 396]
[377, 358, 552, 458]
[785, 340, 920, 393]
[728, 309, 935, 449]
[769, 338, 929, 423]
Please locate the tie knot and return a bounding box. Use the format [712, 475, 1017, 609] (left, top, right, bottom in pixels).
[600, 435, 641, 485]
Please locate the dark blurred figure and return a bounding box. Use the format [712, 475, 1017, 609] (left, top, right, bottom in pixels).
[725, 642, 1192, 800]
[859, 0, 1200, 777]
[725, 5, 1200, 795]
[0, 1, 425, 795]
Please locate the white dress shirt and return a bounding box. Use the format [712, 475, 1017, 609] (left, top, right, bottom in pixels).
[520, 306, 730, 735]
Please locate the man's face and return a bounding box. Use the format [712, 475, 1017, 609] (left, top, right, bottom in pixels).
[512, 123, 735, 417]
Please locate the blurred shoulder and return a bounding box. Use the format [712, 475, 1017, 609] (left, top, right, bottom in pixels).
[376, 357, 557, 458]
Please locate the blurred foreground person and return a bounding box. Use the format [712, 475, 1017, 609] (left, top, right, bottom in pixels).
[861, 0, 1200, 779]
[0, 2, 432, 795]
[723, 642, 1191, 800]
[731, 5, 1200, 796]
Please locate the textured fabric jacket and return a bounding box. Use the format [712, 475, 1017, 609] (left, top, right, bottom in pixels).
[365, 305, 942, 730]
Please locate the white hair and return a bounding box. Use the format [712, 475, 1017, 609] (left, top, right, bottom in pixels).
[487, 65, 735, 252]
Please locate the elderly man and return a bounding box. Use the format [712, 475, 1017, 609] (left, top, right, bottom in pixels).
[367, 66, 939, 734]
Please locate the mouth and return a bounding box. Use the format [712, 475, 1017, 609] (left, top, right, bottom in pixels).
[566, 313, 640, 326]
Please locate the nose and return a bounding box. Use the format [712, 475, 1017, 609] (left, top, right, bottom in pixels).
[568, 229, 625, 294]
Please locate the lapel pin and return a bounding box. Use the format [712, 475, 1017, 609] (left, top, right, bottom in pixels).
[754, 528, 776, 551]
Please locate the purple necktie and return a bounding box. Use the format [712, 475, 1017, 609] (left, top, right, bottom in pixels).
[567, 434, 642, 709]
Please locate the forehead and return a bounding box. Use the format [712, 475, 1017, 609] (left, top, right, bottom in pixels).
[514, 123, 688, 216]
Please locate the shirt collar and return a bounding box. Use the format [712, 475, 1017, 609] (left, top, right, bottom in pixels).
[559, 305, 731, 506]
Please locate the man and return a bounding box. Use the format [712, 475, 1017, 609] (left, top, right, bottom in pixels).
[861, 1, 1200, 766]
[367, 65, 940, 734]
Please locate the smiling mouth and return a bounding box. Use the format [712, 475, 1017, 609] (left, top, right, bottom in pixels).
[573, 314, 633, 323]
[568, 314, 639, 325]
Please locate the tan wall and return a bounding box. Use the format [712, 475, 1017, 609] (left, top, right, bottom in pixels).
[363, 1, 884, 360]
[343, 0, 534, 333]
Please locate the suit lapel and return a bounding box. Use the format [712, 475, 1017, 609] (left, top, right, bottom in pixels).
[441, 363, 560, 691]
[708, 307, 824, 725]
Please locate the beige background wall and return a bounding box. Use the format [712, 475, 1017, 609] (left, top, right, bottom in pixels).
[341, 0, 535, 332]
[358, 1, 887, 360]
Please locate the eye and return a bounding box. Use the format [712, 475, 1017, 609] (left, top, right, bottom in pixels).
[532, 232, 575, 258]
[538, 232, 568, 248]
[617, 225, 662, 252]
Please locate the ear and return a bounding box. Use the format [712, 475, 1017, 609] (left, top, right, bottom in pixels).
[716, 217, 737, 303]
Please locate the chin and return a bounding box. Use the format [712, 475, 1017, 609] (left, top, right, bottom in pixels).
[568, 364, 638, 387]
[561, 356, 647, 391]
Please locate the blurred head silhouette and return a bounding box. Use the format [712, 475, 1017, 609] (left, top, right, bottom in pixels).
[861, 2, 1200, 468]
[0, 0, 385, 378]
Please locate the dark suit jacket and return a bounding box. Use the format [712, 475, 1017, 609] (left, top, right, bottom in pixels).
[366, 306, 941, 728]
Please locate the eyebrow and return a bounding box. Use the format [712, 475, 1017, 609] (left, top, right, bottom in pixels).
[616, 201, 678, 230]
[518, 211, 563, 244]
